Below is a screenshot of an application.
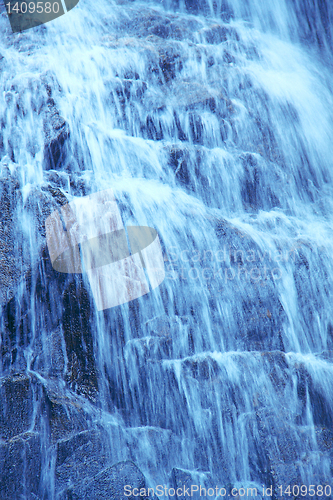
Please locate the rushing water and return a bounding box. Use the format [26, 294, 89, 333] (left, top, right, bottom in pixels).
[1, 0, 333, 498]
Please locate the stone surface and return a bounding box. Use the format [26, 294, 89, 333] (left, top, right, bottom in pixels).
[0, 374, 34, 440]
[43, 96, 70, 171]
[0, 432, 42, 500]
[57, 461, 147, 500]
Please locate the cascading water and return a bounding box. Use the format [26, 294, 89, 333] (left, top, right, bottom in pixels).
[1, 0, 333, 498]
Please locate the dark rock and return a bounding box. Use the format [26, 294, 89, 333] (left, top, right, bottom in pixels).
[56, 430, 108, 470]
[255, 410, 303, 492]
[162, 0, 233, 19]
[84, 461, 147, 500]
[293, 0, 333, 52]
[43, 389, 89, 443]
[158, 48, 183, 82]
[0, 157, 68, 307]
[0, 432, 41, 500]
[41, 185, 69, 206]
[56, 430, 112, 493]
[0, 159, 25, 305]
[62, 277, 98, 400]
[0, 374, 96, 498]
[0, 374, 90, 443]
[145, 114, 164, 141]
[164, 144, 203, 191]
[171, 468, 213, 500]
[32, 326, 67, 377]
[1, 228, 98, 398]
[169, 81, 228, 112]
[109, 77, 148, 101]
[58, 461, 147, 500]
[295, 362, 333, 430]
[240, 153, 281, 211]
[0, 374, 34, 440]
[43, 97, 70, 171]
[124, 335, 173, 365]
[200, 24, 228, 44]
[213, 219, 287, 351]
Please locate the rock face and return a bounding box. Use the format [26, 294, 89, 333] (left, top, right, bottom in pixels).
[0, 432, 42, 500]
[59, 461, 147, 500]
[43, 96, 70, 171]
[0, 374, 90, 500]
[0, 161, 25, 305]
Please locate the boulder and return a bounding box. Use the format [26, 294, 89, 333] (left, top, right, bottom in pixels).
[0, 374, 90, 443]
[171, 468, 214, 500]
[0, 432, 41, 500]
[0, 374, 97, 498]
[0, 159, 26, 306]
[62, 277, 98, 400]
[0, 157, 69, 308]
[240, 152, 281, 211]
[0, 374, 35, 440]
[58, 461, 147, 500]
[56, 429, 113, 493]
[43, 96, 70, 171]
[214, 218, 287, 351]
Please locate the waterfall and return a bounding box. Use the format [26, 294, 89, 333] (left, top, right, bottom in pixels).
[1, 0, 333, 498]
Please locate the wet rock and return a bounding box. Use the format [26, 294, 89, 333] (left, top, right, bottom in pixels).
[315, 426, 333, 473]
[1, 250, 65, 375]
[84, 461, 147, 500]
[171, 468, 214, 500]
[43, 389, 89, 443]
[291, 245, 332, 349]
[158, 47, 183, 82]
[58, 461, 147, 500]
[56, 428, 122, 471]
[214, 219, 287, 351]
[295, 362, 333, 430]
[0, 374, 35, 440]
[0, 374, 90, 443]
[293, 0, 333, 52]
[145, 113, 164, 141]
[62, 277, 98, 400]
[240, 153, 281, 211]
[0, 68, 71, 172]
[0, 375, 97, 498]
[32, 326, 67, 377]
[1, 233, 98, 399]
[41, 185, 69, 206]
[0, 432, 41, 500]
[199, 24, 239, 45]
[120, 7, 201, 42]
[163, 144, 200, 191]
[43, 96, 69, 171]
[124, 335, 173, 366]
[108, 77, 148, 101]
[0, 160, 25, 305]
[144, 315, 194, 356]
[0, 158, 69, 307]
[255, 410, 303, 490]
[56, 429, 112, 492]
